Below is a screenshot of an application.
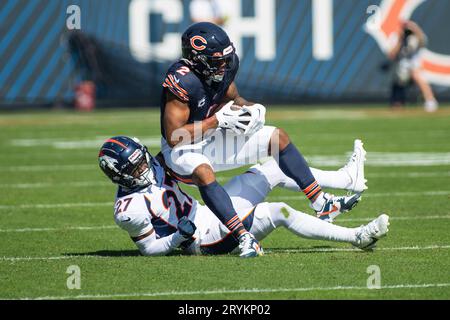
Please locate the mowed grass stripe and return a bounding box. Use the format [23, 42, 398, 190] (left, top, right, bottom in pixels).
[8, 282, 450, 300]
[1, 191, 448, 210]
[1, 215, 449, 233]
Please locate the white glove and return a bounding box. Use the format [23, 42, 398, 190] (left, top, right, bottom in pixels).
[241, 104, 266, 135]
[215, 100, 252, 134]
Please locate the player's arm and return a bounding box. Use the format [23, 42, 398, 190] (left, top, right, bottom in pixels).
[133, 227, 188, 256]
[116, 211, 192, 256]
[224, 82, 255, 106]
[164, 92, 218, 148]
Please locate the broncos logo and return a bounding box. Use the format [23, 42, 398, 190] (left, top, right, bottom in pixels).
[99, 154, 118, 170]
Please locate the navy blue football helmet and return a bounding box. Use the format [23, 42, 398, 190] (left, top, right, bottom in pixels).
[98, 136, 159, 189]
[181, 22, 238, 82]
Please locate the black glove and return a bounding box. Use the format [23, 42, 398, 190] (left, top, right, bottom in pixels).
[177, 216, 196, 239]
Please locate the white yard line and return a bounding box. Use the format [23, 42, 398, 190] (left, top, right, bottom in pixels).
[10, 136, 161, 149]
[8, 282, 450, 300]
[0, 202, 111, 210]
[1, 181, 110, 189]
[3, 171, 450, 189]
[269, 190, 449, 202]
[0, 164, 94, 172]
[3, 151, 450, 173]
[337, 215, 450, 222]
[0, 191, 448, 210]
[0, 255, 109, 262]
[265, 245, 450, 254]
[1, 244, 449, 263]
[368, 171, 450, 178]
[0, 225, 116, 233]
[1, 215, 448, 233]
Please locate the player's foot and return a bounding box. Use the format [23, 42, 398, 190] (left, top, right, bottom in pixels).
[424, 100, 438, 112]
[352, 214, 390, 251]
[315, 192, 362, 223]
[340, 139, 367, 193]
[238, 232, 264, 258]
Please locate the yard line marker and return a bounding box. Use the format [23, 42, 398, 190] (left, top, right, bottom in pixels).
[0, 181, 110, 189]
[265, 245, 450, 254]
[1, 215, 448, 233]
[3, 171, 450, 189]
[0, 202, 111, 210]
[9, 283, 450, 300]
[0, 225, 116, 233]
[0, 191, 448, 210]
[3, 151, 450, 173]
[10, 136, 161, 149]
[1, 244, 448, 262]
[368, 171, 450, 178]
[0, 164, 94, 172]
[337, 215, 450, 222]
[270, 190, 449, 202]
[0, 255, 109, 262]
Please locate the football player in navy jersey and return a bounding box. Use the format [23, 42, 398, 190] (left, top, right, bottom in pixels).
[159, 22, 367, 258]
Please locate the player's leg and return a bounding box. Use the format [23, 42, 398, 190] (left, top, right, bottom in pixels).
[161, 140, 262, 257]
[257, 138, 367, 193]
[411, 69, 438, 112]
[268, 128, 361, 222]
[223, 137, 367, 211]
[222, 166, 272, 210]
[251, 202, 390, 250]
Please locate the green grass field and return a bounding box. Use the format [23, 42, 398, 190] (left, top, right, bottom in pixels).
[0, 105, 449, 300]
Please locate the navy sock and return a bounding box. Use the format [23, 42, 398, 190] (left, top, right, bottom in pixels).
[199, 181, 246, 237]
[277, 143, 323, 202]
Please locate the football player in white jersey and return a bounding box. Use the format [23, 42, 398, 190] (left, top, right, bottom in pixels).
[98, 136, 389, 257]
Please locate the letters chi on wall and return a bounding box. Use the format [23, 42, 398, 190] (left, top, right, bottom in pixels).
[1, 0, 449, 107]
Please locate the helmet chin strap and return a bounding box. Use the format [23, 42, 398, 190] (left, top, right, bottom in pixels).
[138, 167, 155, 186]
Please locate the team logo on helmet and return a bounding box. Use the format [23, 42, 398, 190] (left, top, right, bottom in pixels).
[190, 35, 207, 51]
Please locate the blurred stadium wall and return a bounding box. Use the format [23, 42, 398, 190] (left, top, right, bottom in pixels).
[1, 0, 450, 109]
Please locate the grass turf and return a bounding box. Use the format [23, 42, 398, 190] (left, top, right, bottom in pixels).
[0, 105, 449, 300]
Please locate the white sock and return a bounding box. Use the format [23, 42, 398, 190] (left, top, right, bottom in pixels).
[257, 159, 351, 191]
[269, 202, 357, 243]
[310, 167, 352, 190]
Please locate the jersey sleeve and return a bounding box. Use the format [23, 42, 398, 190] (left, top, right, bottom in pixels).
[115, 210, 153, 239]
[162, 71, 191, 103]
[113, 195, 188, 256]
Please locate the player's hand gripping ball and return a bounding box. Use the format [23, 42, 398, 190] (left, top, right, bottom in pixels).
[215, 100, 252, 134]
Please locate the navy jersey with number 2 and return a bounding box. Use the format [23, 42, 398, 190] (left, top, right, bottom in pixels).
[160, 59, 239, 139]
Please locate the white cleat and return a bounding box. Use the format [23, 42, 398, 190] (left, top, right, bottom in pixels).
[340, 139, 368, 193]
[315, 192, 362, 223]
[238, 232, 264, 258]
[352, 214, 390, 251]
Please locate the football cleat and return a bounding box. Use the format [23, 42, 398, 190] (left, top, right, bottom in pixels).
[238, 232, 264, 258]
[340, 139, 368, 193]
[315, 192, 362, 223]
[352, 214, 390, 251]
